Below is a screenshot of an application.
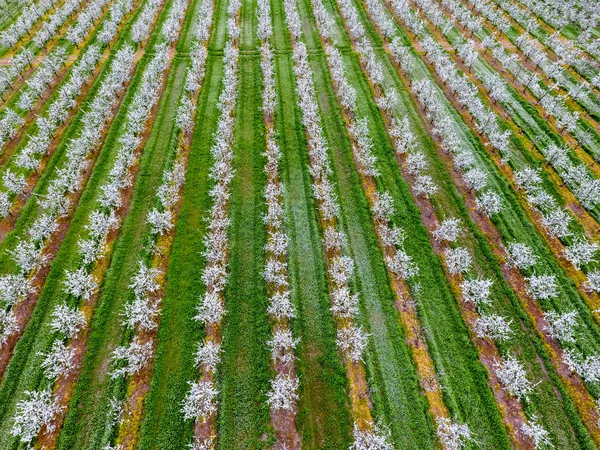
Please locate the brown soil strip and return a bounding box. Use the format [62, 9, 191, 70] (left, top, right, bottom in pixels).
[191, 24, 241, 449]
[262, 105, 302, 449]
[369, 3, 600, 442]
[35, 38, 174, 450]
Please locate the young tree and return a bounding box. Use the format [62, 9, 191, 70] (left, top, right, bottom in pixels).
[40, 339, 75, 379]
[350, 422, 393, 450]
[521, 416, 553, 449]
[506, 242, 538, 270]
[266, 373, 299, 411]
[11, 389, 62, 444]
[111, 337, 153, 378]
[445, 247, 472, 275]
[181, 379, 219, 422]
[544, 310, 578, 343]
[476, 191, 502, 216]
[474, 314, 513, 341]
[194, 340, 221, 372]
[330, 286, 359, 319]
[585, 269, 600, 293]
[526, 274, 559, 300]
[267, 329, 298, 365]
[0, 273, 34, 306]
[336, 325, 368, 362]
[433, 218, 461, 243]
[0, 309, 18, 345]
[63, 267, 96, 300]
[267, 290, 296, 320]
[494, 355, 534, 399]
[564, 237, 598, 269]
[436, 417, 475, 450]
[461, 277, 494, 305]
[563, 349, 600, 384]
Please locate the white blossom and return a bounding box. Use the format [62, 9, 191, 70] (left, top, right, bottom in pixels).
[506, 242, 538, 270]
[474, 314, 513, 341]
[521, 416, 553, 449]
[267, 373, 299, 411]
[11, 390, 62, 444]
[544, 310, 578, 343]
[494, 355, 534, 399]
[182, 379, 219, 421]
[526, 274, 559, 300]
[445, 247, 471, 275]
[436, 417, 475, 450]
[40, 339, 75, 379]
[63, 267, 96, 300]
[194, 340, 221, 373]
[49, 303, 86, 338]
[111, 337, 153, 378]
[433, 218, 461, 243]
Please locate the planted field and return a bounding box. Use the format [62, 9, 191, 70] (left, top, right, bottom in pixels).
[1, 0, 600, 448]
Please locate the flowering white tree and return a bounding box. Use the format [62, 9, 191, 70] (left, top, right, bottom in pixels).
[40, 339, 75, 379]
[461, 277, 494, 305]
[0, 273, 34, 306]
[49, 303, 86, 338]
[11, 389, 62, 444]
[436, 417, 475, 450]
[323, 226, 346, 251]
[111, 337, 153, 378]
[494, 355, 535, 399]
[267, 290, 296, 320]
[330, 286, 359, 319]
[194, 291, 226, 325]
[433, 218, 461, 243]
[267, 329, 298, 365]
[194, 340, 221, 372]
[543, 310, 578, 343]
[564, 237, 598, 269]
[506, 242, 538, 270]
[350, 422, 393, 450]
[526, 274, 559, 300]
[474, 314, 513, 341]
[336, 325, 369, 362]
[541, 209, 572, 239]
[181, 379, 219, 421]
[585, 269, 600, 293]
[0, 309, 18, 345]
[445, 247, 471, 275]
[267, 373, 299, 411]
[63, 267, 96, 300]
[476, 191, 502, 216]
[372, 191, 395, 222]
[563, 349, 600, 384]
[521, 416, 553, 449]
